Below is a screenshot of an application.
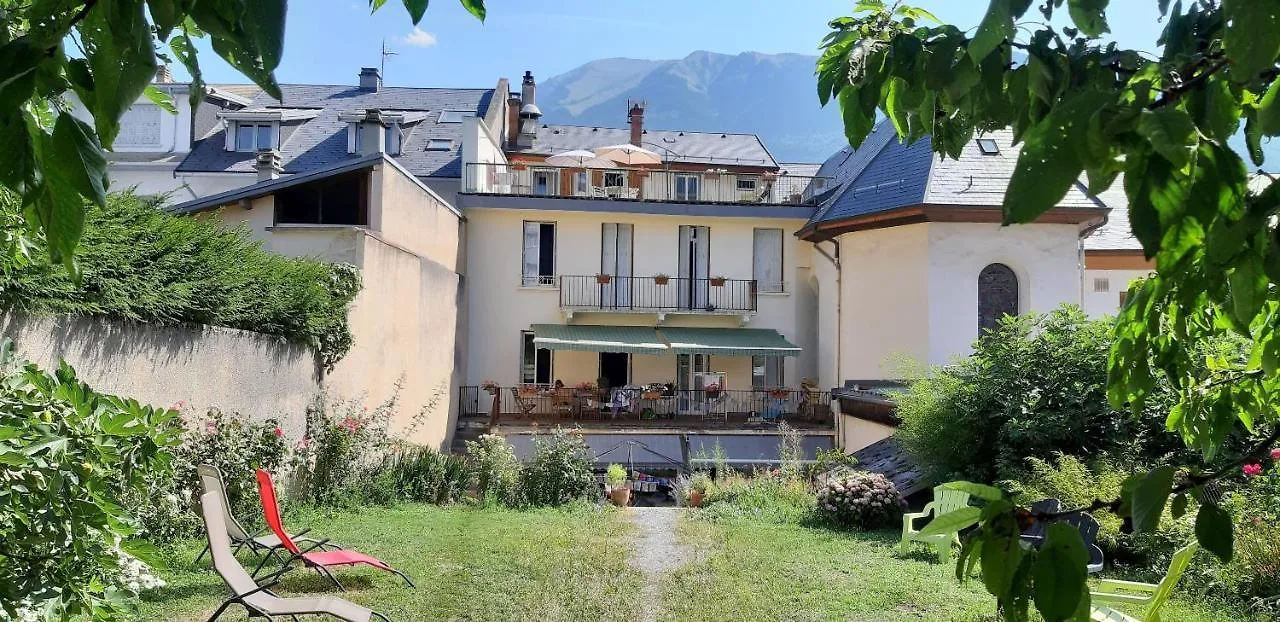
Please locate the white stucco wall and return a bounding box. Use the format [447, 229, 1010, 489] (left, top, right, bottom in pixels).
[837, 224, 931, 380]
[1083, 268, 1150, 318]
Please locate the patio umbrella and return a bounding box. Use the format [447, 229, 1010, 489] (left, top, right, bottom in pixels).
[593, 144, 663, 166]
[544, 149, 615, 168]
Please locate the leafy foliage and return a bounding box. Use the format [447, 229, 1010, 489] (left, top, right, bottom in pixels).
[380, 445, 471, 505]
[0, 192, 360, 368]
[0, 341, 181, 620]
[465, 433, 523, 506]
[819, 1, 1280, 617]
[0, 0, 485, 272]
[519, 428, 596, 508]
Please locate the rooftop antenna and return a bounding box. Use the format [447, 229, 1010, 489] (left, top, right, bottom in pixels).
[380, 39, 398, 81]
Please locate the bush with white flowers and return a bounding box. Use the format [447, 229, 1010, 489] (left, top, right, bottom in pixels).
[816, 471, 905, 530]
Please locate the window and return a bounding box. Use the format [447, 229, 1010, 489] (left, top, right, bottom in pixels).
[753, 228, 784, 293]
[752, 355, 784, 389]
[386, 123, 401, 155]
[603, 171, 627, 188]
[520, 331, 552, 385]
[234, 122, 274, 152]
[573, 171, 589, 196]
[531, 168, 559, 196]
[674, 174, 700, 201]
[736, 176, 759, 192]
[274, 171, 367, 225]
[1119, 290, 1129, 307]
[976, 138, 1000, 155]
[522, 221, 556, 287]
[426, 138, 453, 150]
[349, 123, 401, 154]
[1093, 277, 1110, 292]
[978, 263, 1019, 333]
[438, 110, 472, 123]
[116, 104, 162, 147]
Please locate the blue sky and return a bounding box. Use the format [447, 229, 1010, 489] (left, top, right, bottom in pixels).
[181, 0, 1169, 88]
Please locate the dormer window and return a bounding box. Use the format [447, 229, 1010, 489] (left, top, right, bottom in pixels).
[349, 122, 401, 155]
[234, 122, 275, 152]
[426, 138, 452, 151]
[438, 110, 472, 123]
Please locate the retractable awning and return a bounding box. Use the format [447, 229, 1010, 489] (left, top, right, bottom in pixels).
[659, 327, 802, 357]
[531, 324, 667, 354]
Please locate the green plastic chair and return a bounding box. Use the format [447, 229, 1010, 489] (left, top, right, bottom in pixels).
[1089, 542, 1198, 622]
[897, 486, 972, 563]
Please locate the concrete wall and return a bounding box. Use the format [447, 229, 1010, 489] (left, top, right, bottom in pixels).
[839, 415, 897, 453]
[1083, 268, 1149, 318]
[1, 311, 318, 436]
[462, 206, 815, 388]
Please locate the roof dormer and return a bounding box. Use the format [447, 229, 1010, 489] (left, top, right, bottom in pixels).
[218, 109, 320, 152]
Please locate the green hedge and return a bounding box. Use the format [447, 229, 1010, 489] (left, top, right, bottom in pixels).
[0, 192, 360, 368]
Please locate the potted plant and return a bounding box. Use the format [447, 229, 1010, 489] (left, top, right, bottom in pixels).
[653, 273, 671, 286]
[709, 275, 727, 287]
[704, 383, 722, 399]
[596, 273, 612, 284]
[606, 463, 630, 507]
[481, 380, 500, 395]
[769, 388, 790, 400]
[687, 472, 711, 508]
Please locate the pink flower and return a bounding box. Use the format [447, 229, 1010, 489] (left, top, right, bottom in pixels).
[273, 427, 284, 438]
[297, 438, 310, 449]
[1244, 463, 1264, 477]
[205, 420, 217, 434]
[1270, 448, 1280, 461]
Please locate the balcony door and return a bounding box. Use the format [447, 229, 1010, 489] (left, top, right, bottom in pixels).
[678, 225, 710, 310]
[601, 223, 633, 309]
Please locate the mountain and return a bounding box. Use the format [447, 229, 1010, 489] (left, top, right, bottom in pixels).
[538, 51, 845, 163]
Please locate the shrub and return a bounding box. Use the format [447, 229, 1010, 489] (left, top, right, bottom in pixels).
[382, 445, 471, 505]
[816, 471, 905, 529]
[701, 470, 816, 524]
[0, 191, 361, 368]
[1222, 460, 1280, 603]
[292, 393, 398, 507]
[808, 447, 860, 480]
[0, 346, 180, 620]
[605, 464, 628, 488]
[519, 428, 596, 507]
[465, 434, 522, 506]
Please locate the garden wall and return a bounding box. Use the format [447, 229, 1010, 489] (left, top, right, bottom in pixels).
[0, 311, 319, 436]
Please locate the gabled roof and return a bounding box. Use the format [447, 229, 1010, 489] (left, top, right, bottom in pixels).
[801, 121, 1107, 239]
[512, 124, 778, 168]
[178, 84, 494, 179]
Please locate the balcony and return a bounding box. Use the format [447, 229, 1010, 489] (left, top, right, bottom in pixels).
[462, 162, 833, 206]
[559, 274, 757, 314]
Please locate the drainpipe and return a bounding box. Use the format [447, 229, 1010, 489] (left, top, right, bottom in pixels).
[814, 237, 842, 446]
[1077, 213, 1109, 306]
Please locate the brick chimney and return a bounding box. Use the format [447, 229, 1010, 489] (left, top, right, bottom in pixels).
[628, 100, 646, 147]
[359, 67, 382, 91]
[155, 64, 173, 84]
[255, 149, 282, 182]
[506, 93, 521, 148]
[359, 109, 386, 155]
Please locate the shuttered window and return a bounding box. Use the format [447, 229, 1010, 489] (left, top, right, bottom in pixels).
[753, 228, 784, 292]
[522, 221, 556, 287]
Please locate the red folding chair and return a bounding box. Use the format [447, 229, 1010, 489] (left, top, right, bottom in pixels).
[255, 469, 415, 591]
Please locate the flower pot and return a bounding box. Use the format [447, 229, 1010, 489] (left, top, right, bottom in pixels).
[653, 275, 670, 286]
[709, 277, 727, 287]
[689, 490, 705, 508]
[596, 274, 612, 284]
[609, 486, 631, 507]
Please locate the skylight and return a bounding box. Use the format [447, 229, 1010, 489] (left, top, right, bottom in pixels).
[426, 138, 453, 151]
[438, 110, 472, 123]
[976, 138, 1000, 155]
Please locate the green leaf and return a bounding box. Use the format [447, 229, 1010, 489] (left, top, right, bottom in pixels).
[121, 539, 167, 569]
[941, 481, 1004, 502]
[1137, 107, 1197, 170]
[1195, 503, 1233, 563]
[143, 86, 178, 115]
[1258, 79, 1280, 136]
[1033, 524, 1091, 622]
[1245, 110, 1266, 166]
[1228, 257, 1267, 326]
[244, 0, 287, 72]
[1066, 0, 1110, 37]
[1131, 466, 1176, 534]
[839, 86, 876, 147]
[970, 0, 1014, 62]
[917, 506, 982, 538]
[1222, 0, 1280, 82]
[981, 531, 1025, 602]
[75, 0, 158, 147]
[51, 113, 109, 210]
[1171, 493, 1189, 519]
[459, 0, 486, 21]
[1004, 91, 1111, 223]
[401, 0, 429, 25]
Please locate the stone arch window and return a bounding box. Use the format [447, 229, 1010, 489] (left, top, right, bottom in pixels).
[978, 263, 1019, 333]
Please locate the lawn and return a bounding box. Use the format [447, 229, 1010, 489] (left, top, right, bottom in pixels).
[136, 503, 643, 621]
[661, 514, 1246, 622]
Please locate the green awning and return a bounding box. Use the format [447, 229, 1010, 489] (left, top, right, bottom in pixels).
[659, 327, 802, 357]
[531, 324, 667, 354]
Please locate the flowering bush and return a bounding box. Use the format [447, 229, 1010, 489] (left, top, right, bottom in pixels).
[816, 471, 905, 530]
[519, 428, 595, 507]
[465, 434, 523, 506]
[292, 394, 397, 507]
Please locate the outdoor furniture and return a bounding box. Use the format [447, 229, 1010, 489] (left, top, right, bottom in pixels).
[194, 464, 338, 566]
[798, 379, 823, 421]
[1090, 542, 1198, 621]
[255, 469, 414, 591]
[198, 491, 392, 622]
[1020, 506, 1106, 574]
[552, 388, 577, 419]
[898, 485, 972, 563]
[511, 387, 538, 418]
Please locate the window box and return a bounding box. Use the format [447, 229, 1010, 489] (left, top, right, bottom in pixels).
[653, 274, 670, 286]
[511, 163, 527, 171]
[709, 276, 727, 287]
[596, 273, 612, 284]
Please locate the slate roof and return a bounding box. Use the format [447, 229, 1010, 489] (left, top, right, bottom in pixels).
[850, 437, 928, 498]
[513, 124, 778, 168]
[177, 84, 494, 179]
[805, 120, 1106, 231]
[1082, 179, 1139, 251]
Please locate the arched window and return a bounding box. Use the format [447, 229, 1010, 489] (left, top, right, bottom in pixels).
[978, 263, 1019, 333]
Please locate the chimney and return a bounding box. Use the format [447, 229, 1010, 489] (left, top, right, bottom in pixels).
[520, 70, 537, 107]
[628, 100, 646, 147]
[359, 109, 386, 155]
[255, 149, 282, 182]
[516, 71, 542, 148]
[155, 64, 173, 84]
[359, 67, 382, 91]
[506, 93, 521, 148]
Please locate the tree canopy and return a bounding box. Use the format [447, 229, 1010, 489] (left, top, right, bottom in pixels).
[0, 0, 484, 273]
[819, 1, 1280, 620]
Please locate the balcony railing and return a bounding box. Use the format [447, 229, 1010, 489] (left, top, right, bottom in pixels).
[560, 274, 758, 313]
[459, 385, 833, 428]
[462, 162, 833, 206]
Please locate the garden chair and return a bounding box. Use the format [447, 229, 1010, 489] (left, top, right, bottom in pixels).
[194, 464, 339, 566]
[1019, 501, 1105, 574]
[1020, 498, 1064, 540]
[199, 491, 392, 622]
[510, 387, 538, 418]
[255, 469, 415, 591]
[552, 387, 576, 419]
[898, 486, 972, 563]
[1090, 542, 1198, 621]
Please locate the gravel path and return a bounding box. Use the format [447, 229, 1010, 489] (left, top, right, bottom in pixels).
[625, 507, 691, 622]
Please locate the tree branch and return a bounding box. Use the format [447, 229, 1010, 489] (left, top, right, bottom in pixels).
[1150, 58, 1228, 110]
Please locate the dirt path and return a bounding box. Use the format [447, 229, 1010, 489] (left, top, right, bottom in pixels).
[625, 507, 691, 622]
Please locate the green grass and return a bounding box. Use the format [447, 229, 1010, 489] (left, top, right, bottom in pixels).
[136, 503, 642, 621]
[660, 513, 1247, 622]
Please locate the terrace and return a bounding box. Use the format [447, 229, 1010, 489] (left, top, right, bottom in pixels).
[559, 275, 758, 315]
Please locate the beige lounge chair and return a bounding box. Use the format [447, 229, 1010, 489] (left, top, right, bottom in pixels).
[195, 464, 338, 569]
[199, 491, 392, 622]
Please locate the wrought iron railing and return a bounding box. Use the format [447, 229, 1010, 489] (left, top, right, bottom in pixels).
[559, 274, 757, 313]
[462, 162, 833, 206]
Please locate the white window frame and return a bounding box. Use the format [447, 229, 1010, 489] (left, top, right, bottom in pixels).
[530, 167, 560, 197]
[751, 355, 784, 389]
[753, 227, 785, 293]
[438, 110, 471, 123]
[573, 171, 589, 196]
[603, 170, 627, 188]
[522, 220, 557, 287]
[736, 175, 759, 192]
[233, 122, 276, 152]
[674, 174, 700, 201]
[520, 331, 552, 385]
[426, 138, 453, 151]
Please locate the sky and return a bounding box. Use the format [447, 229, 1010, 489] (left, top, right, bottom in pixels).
[179, 0, 1172, 88]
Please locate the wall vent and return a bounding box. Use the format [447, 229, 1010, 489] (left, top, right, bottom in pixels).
[1093, 278, 1110, 292]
